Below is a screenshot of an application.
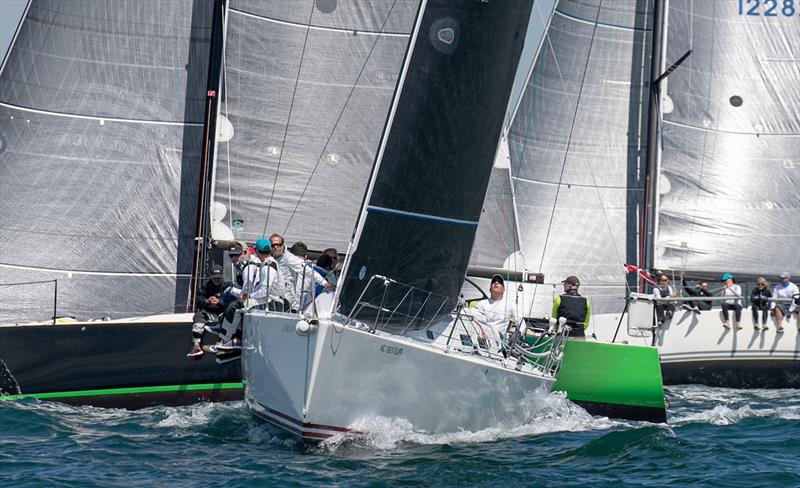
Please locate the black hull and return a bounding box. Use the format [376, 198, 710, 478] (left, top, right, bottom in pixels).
[662, 360, 800, 389]
[573, 400, 667, 424]
[0, 319, 243, 408]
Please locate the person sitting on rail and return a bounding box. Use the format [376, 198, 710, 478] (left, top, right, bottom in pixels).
[682, 278, 712, 313]
[720, 272, 743, 330]
[750, 277, 772, 331]
[771, 272, 799, 333]
[187, 264, 231, 358]
[270, 234, 330, 312]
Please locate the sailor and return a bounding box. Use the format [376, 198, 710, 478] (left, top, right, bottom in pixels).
[682, 278, 712, 312]
[475, 274, 519, 338]
[320, 248, 340, 287]
[288, 241, 324, 310]
[652, 274, 676, 327]
[313, 253, 337, 296]
[186, 264, 231, 358]
[750, 277, 772, 331]
[213, 241, 260, 344]
[552, 275, 590, 338]
[772, 272, 799, 333]
[720, 272, 743, 330]
[217, 238, 284, 352]
[270, 233, 330, 312]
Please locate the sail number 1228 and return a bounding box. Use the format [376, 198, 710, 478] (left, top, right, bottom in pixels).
[739, 0, 799, 16]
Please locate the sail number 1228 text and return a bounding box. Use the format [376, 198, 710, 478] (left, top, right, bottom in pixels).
[739, 0, 799, 16]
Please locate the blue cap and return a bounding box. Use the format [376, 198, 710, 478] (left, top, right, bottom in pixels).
[721, 272, 733, 282]
[255, 238, 271, 253]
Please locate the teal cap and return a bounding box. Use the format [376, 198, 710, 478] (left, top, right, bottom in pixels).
[720, 272, 733, 281]
[255, 238, 271, 253]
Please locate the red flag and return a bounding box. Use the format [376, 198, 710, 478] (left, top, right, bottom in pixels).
[623, 263, 657, 286]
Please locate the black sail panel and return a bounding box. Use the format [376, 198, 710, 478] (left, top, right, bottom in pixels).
[338, 0, 533, 327]
[0, 0, 212, 322]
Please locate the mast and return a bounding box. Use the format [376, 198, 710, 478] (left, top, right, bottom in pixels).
[188, 0, 227, 312]
[641, 0, 665, 287]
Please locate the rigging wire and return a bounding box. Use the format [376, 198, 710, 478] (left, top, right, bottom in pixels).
[523, 0, 606, 317]
[262, 4, 317, 236]
[281, 0, 400, 238]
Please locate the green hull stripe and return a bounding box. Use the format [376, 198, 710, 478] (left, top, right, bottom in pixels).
[554, 340, 666, 410]
[0, 382, 244, 401]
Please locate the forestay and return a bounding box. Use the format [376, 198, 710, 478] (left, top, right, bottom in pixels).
[0, 0, 212, 322]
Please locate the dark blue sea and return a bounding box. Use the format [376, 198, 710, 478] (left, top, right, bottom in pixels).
[1, 386, 798, 487]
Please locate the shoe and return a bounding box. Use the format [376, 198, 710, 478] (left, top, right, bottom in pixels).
[217, 340, 242, 351]
[681, 304, 692, 311]
[692, 306, 701, 314]
[204, 324, 224, 336]
[736, 322, 742, 330]
[186, 344, 204, 358]
[722, 321, 730, 329]
[762, 325, 769, 330]
[754, 324, 761, 331]
[203, 341, 224, 354]
[776, 326, 784, 333]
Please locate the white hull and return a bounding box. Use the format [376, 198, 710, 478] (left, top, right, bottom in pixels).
[242, 311, 556, 440]
[590, 299, 799, 387]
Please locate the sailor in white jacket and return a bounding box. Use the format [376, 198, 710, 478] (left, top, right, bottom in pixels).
[269, 234, 330, 311]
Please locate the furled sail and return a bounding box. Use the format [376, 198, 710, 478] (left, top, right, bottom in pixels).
[337, 0, 534, 327]
[212, 0, 420, 252]
[0, 0, 212, 322]
[653, 0, 800, 277]
[480, 0, 655, 315]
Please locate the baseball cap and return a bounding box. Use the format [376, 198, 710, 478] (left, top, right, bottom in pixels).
[562, 275, 580, 286]
[210, 264, 223, 277]
[255, 238, 272, 253]
[490, 274, 504, 286]
[226, 242, 244, 256]
[720, 272, 733, 281]
[779, 271, 791, 279]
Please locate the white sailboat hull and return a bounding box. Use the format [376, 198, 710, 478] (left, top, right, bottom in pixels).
[591, 303, 800, 388]
[242, 311, 555, 440]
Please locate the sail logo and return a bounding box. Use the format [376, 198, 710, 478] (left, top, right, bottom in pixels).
[380, 344, 403, 356]
[430, 18, 460, 54]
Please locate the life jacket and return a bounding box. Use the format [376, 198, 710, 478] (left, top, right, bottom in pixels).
[557, 292, 587, 328]
[655, 284, 672, 298]
[237, 258, 261, 291]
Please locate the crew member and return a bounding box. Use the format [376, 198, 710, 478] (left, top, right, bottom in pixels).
[552, 275, 590, 338]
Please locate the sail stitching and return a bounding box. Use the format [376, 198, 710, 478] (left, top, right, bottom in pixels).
[0, 102, 204, 127]
[366, 205, 479, 227]
[0, 263, 190, 277]
[281, 0, 401, 237]
[229, 7, 410, 38]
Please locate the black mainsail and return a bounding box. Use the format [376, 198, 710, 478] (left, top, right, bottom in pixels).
[337, 0, 534, 326]
[0, 0, 213, 322]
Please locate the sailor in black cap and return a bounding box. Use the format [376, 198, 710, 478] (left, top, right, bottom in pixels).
[187, 263, 232, 358]
[475, 274, 519, 338]
[551, 275, 591, 338]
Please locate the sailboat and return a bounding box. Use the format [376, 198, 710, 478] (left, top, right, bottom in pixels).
[240, 0, 580, 440]
[486, 0, 798, 389]
[0, 0, 242, 407]
[591, 0, 800, 388]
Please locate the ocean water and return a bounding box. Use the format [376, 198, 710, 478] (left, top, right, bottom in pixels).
[1, 386, 798, 487]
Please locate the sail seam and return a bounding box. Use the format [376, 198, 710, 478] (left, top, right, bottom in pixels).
[554, 9, 652, 32]
[663, 118, 800, 137]
[0, 263, 189, 277]
[229, 8, 411, 37]
[0, 101, 204, 127]
[511, 175, 645, 191]
[366, 206, 478, 227]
